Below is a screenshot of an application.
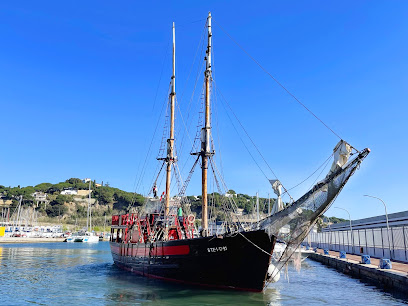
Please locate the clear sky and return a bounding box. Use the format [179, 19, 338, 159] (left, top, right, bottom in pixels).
[1, 1, 407, 220]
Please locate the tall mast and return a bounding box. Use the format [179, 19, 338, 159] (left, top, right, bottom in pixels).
[164, 22, 176, 218]
[88, 180, 91, 232]
[201, 12, 212, 236]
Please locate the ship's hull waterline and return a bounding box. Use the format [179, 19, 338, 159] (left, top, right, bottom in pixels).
[110, 229, 276, 292]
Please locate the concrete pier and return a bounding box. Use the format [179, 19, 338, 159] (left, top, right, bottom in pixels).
[309, 249, 408, 294]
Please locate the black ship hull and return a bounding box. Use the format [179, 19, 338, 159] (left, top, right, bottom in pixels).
[110, 229, 276, 292]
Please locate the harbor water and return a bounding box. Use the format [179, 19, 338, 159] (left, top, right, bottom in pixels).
[0, 242, 407, 305]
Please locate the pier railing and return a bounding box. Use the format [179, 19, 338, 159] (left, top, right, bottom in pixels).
[306, 225, 408, 263]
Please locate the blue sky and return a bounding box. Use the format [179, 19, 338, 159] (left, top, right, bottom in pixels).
[1, 1, 407, 220]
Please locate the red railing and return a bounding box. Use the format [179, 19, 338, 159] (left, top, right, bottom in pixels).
[112, 215, 120, 225]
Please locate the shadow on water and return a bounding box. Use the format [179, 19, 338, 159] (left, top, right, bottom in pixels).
[1, 243, 408, 305]
[105, 264, 274, 305]
[74, 255, 408, 305]
[314, 260, 408, 304]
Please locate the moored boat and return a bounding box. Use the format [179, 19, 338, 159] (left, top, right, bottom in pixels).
[111, 219, 274, 291]
[110, 12, 369, 292]
[66, 230, 99, 243]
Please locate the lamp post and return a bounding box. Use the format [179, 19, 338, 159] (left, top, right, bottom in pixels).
[364, 195, 393, 259]
[334, 207, 354, 254]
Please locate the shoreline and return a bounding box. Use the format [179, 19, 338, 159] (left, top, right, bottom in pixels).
[309, 249, 408, 294]
[0, 237, 66, 244]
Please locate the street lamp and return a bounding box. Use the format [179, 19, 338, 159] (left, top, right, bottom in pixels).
[363, 195, 393, 259]
[333, 207, 354, 254]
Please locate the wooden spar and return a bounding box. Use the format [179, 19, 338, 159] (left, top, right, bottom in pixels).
[201, 12, 212, 236]
[165, 22, 176, 218]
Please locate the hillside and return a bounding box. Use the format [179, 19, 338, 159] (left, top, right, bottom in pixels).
[0, 178, 145, 227]
[0, 179, 346, 229]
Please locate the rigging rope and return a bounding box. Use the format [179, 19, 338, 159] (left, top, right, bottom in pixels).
[238, 232, 272, 256]
[209, 157, 246, 231]
[151, 41, 170, 112]
[130, 85, 171, 208]
[308, 153, 333, 191]
[282, 152, 334, 195]
[129, 43, 171, 206]
[174, 98, 196, 162]
[214, 81, 294, 202]
[134, 84, 171, 196]
[213, 20, 343, 141]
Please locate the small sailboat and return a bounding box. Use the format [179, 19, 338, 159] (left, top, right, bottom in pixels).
[66, 182, 99, 243]
[110, 13, 369, 292]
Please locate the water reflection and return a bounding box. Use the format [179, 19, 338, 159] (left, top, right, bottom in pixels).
[0, 242, 406, 305]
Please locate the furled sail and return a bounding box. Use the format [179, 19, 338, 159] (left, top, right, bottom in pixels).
[329, 140, 352, 175]
[269, 179, 284, 214]
[258, 143, 369, 287]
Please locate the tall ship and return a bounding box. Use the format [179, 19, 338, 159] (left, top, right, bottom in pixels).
[110, 13, 369, 292]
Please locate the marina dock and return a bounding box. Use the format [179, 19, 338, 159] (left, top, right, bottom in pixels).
[309, 248, 408, 294]
[0, 237, 66, 243]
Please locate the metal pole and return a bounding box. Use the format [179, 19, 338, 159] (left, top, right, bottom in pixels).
[328, 217, 332, 250]
[403, 226, 407, 261]
[319, 231, 321, 249]
[381, 227, 384, 257]
[372, 229, 376, 257]
[358, 229, 361, 254]
[365, 228, 368, 255]
[364, 195, 392, 259]
[334, 207, 354, 254]
[391, 227, 395, 260]
[335, 230, 338, 251]
[88, 180, 92, 232]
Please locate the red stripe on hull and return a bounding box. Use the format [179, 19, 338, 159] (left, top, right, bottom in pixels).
[111, 243, 190, 256]
[154, 245, 190, 256]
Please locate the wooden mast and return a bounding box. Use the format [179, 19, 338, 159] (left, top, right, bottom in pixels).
[165, 22, 176, 218]
[201, 12, 212, 236]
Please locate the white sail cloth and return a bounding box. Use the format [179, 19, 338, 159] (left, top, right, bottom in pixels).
[269, 179, 284, 214]
[329, 140, 352, 175]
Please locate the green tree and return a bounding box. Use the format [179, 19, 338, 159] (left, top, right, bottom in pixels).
[35, 183, 53, 192]
[94, 186, 114, 205]
[244, 201, 253, 214]
[52, 182, 72, 191]
[46, 197, 68, 217]
[55, 194, 72, 205]
[66, 178, 83, 185]
[75, 203, 87, 218]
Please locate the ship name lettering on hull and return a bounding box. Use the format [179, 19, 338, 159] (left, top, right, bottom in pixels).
[207, 246, 227, 252]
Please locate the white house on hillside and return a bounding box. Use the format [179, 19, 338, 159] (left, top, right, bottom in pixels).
[61, 189, 78, 195]
[31, 192, 49, 207]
